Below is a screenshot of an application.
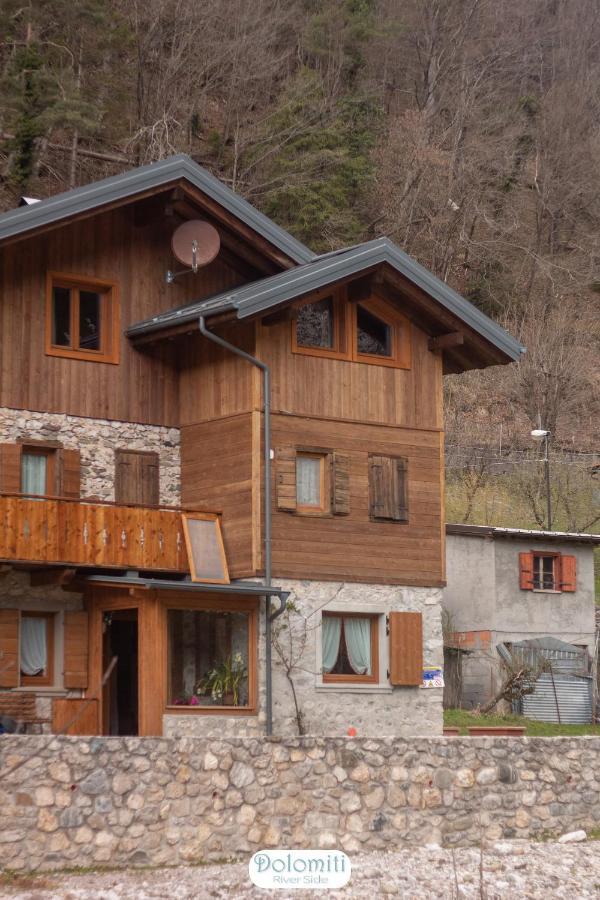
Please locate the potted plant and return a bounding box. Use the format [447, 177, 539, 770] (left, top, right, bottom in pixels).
[196, 653, 247, 706]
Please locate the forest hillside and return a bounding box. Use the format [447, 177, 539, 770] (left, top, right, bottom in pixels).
[0, 0, 598, 531]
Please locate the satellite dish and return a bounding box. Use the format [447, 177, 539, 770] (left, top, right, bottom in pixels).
[171, 220, 220, 271]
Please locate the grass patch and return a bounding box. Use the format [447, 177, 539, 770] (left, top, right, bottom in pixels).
[444, 709, 600, 737]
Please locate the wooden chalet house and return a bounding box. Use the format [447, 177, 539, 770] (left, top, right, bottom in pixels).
[0, 156, 523, 737]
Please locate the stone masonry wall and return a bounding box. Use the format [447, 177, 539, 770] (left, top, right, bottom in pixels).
[2, 735, 598, 872]
[164, 581, 443, 739]
[0, 407, 180, 506]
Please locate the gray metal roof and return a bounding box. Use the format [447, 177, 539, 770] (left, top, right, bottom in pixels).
[84, 573, 289, 597]
[446, 524, 600, 544]
[127, 237, 524, 362]
[0, 154, 315, 265]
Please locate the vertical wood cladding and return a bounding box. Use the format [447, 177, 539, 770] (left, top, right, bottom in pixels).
[0, 204, 244, 426]
[256, 312, 443, 429]
[180, 413, 257, 579]
[270, 414, 444, 585]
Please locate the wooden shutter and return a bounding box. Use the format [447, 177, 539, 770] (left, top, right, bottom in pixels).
[58, 449, 81, 499]
[519, 552, 534, 590]
[331, 452, 350, 515]
[389, 611, 423, 686]
[276, 447, 297, 511]
[63, 611, 89, 689]
[560, 555, 577, 592]
[0, 609, 19, 688]
[0, 443, 22, 494]
[115, 450, 159, 506]
[368, 455, 408, 521]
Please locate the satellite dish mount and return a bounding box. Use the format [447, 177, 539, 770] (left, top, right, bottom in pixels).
[166, 220, 220, 284]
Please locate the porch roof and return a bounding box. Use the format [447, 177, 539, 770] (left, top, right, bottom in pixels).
[83, 573, 289, 597]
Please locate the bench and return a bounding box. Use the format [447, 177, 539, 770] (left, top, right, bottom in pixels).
[0, 691, 50, 733]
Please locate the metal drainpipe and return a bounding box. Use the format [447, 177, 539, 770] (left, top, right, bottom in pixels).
[198, 316, 285, 735]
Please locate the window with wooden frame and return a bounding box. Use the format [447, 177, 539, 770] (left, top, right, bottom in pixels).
[368, 454, 408, 522]
[20, 611, 55, 686]
[519, 551, 576, 593]
[166, 602, 257, 713]
[276, 447, 350, 517]
[115, 449, 159, 507]
[322, 612, 379, 684]
[0, 441, 80, 498]
[291, 287, 411, 369]
[46, 272, 119, 364]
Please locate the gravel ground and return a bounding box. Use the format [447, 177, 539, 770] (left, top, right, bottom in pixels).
[1, 841, 599, 899]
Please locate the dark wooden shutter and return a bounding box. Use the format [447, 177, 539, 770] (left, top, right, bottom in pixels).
[58, 449, 81, 499]
[0, 443, 22, 494]
[368, 455, 408, 521]
[331, 452, 350, 515]
[0, 609, 19, 687]
[560, 555, 577, 592]
[115, 450, 159, 506]
[389, 611, 423, 686]
[276, 447, 297, 512]
[63, 611, 89, 689]
[519, 552, 534, 590]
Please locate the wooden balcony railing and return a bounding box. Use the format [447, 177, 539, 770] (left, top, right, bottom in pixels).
[0, 494, 194, 573]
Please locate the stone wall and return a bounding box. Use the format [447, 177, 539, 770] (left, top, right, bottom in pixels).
[0, 407, 180, 506]
[164, 580, 444, 738]
[2, 734, 598, 872]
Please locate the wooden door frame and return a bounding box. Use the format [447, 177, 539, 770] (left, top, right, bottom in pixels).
[86, 588, 163, 736]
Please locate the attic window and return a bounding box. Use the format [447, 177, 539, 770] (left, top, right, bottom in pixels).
[295, 297, 335, 350]
[291, 288, 411, 369]
[356, 304, 392, 357]
[46, 273, 119, 364]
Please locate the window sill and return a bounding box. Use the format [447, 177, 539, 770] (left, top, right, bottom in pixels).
[315, 683, 393, 694]
[531, 589, 562, 594]
[164, 706, 256, 717]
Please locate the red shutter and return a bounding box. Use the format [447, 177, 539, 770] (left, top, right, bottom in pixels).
[389, 611, 423, 686]
[560, 555, 577, 592]
[0, 609, 19, 687]
[519, 552, 534, 590]
[0, 444, 22, 494]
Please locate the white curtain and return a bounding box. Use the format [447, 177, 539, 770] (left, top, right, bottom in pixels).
[296, 456, 320, 506]
[344, 617, 371, 675]
[20, 617, 47, 676]
[21, 454, 46, 495]
[321, 616, 342, 672]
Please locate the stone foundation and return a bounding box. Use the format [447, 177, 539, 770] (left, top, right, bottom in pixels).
[3, 735, 598, 872]
[0, 407, 180, 505]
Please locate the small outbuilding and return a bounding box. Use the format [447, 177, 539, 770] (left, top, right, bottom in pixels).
[443, 524, 599, 710]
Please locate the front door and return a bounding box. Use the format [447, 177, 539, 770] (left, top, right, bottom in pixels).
[102, 608, 139, 735]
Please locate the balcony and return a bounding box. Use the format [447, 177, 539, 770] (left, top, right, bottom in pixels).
[0, 495, 192, 573]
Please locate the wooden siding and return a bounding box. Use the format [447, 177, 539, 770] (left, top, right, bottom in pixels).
[178, 322, 258, 426]
[180, 413, 258, 578]
[256, 313, 443, 430]
[0, 496, 189, 572]
[270, 414, 444, 585]
[0, 204, 245, 426]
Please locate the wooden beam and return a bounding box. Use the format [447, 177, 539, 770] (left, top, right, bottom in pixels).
[428, 332, 465, 352]
[30, 567, 77, 587]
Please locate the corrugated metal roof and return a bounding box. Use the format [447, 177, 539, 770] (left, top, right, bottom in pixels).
[0, 154, 315, 265]
[447, 524, 600, 544]
[127, 237, 525, 362]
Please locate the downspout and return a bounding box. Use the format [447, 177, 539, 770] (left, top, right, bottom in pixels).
[198, 316, 286, 735]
